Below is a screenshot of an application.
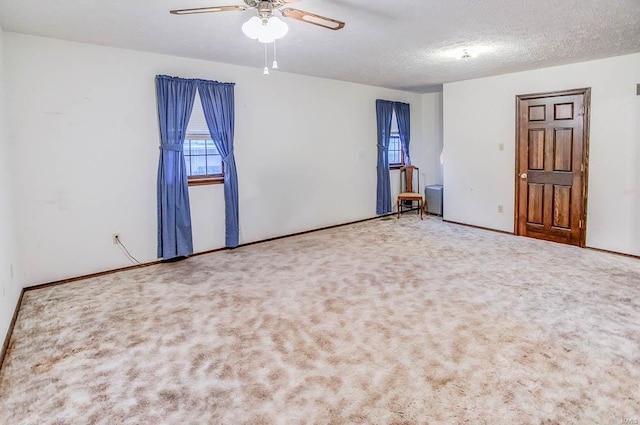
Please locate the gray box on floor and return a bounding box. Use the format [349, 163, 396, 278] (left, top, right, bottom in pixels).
[425, 185, 443, 215]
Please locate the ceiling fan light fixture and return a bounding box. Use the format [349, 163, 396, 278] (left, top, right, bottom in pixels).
[242, 15, 288, 43]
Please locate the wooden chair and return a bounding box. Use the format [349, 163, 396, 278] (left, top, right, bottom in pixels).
[397, 165, 423, 219]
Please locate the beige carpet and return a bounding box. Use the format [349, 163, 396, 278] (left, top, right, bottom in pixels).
[1, 217, 639, 424]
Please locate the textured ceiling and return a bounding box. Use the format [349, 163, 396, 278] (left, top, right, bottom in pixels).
[1, 0, 639, 93]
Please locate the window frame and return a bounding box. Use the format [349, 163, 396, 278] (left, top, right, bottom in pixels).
[388, 132, 405, 169]
[184, 134, 224, 186]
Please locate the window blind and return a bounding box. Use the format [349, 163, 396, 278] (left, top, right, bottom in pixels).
[186, 91, 211, 138]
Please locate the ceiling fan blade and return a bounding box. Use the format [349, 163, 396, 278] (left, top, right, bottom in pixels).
[280, 8, 345, 30]
[170, 5, 247, 15]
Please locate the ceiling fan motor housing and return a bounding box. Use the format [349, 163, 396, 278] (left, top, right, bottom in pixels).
[258, 1, 274, 19]
[244, 0, 289, 9]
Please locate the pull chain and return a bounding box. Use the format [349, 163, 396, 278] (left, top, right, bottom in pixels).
[263, 43, 269, 75]
[272, 40, 279, 69]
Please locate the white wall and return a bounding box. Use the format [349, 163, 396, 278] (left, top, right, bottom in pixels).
[443, 53, 640, 256]
[4, 33, 431, 286]
[422, 91, 443, 186]
[0, 27, 22, 347]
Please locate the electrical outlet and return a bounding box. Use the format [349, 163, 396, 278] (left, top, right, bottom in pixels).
[112, 233, 120, 245]
[499, 143, 505, 151]
[498, 205, 504, 213]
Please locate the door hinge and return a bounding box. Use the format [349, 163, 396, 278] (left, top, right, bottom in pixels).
[579, 219, 583, 229]
[579, 105, 585, 116]
[581, 163, 585, 173]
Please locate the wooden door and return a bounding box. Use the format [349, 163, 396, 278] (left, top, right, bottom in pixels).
[515, 88, 590, 246]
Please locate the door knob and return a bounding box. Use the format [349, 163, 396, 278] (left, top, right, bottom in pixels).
[520, 173, 528, 179]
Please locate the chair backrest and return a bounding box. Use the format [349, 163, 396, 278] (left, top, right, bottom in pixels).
[400, 165, 419, 193]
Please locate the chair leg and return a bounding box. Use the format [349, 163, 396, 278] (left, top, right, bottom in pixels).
[420, 199, 423, 220]
[397, 199, 400, 219]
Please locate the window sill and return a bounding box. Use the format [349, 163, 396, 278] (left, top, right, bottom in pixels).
[188, 177, 224, 186]
[389, 164, 405, 170]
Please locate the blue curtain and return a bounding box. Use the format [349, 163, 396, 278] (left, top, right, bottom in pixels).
[196, 80, 240, 248]
[156, 75, 197, 259]
[376, 99, 394, 215]
[394, 102, 411, 165]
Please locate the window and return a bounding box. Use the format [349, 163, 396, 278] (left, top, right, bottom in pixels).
[388, 133, 405, 168]
[184, 137, 223, 184]
[184, 92, 223, 185]
[388, 110, 405, 169]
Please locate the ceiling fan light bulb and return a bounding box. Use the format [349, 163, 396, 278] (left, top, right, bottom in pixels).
[272, 60, 278, 69]
[263, 66, 269, 75]
[242, 16, 261, 39]
[267, 16, 288, 39]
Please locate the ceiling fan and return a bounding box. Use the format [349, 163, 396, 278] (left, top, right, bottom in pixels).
[170, 0, 346, 32]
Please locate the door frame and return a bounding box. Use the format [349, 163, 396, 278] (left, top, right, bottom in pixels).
[514, 87, 591, 247]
